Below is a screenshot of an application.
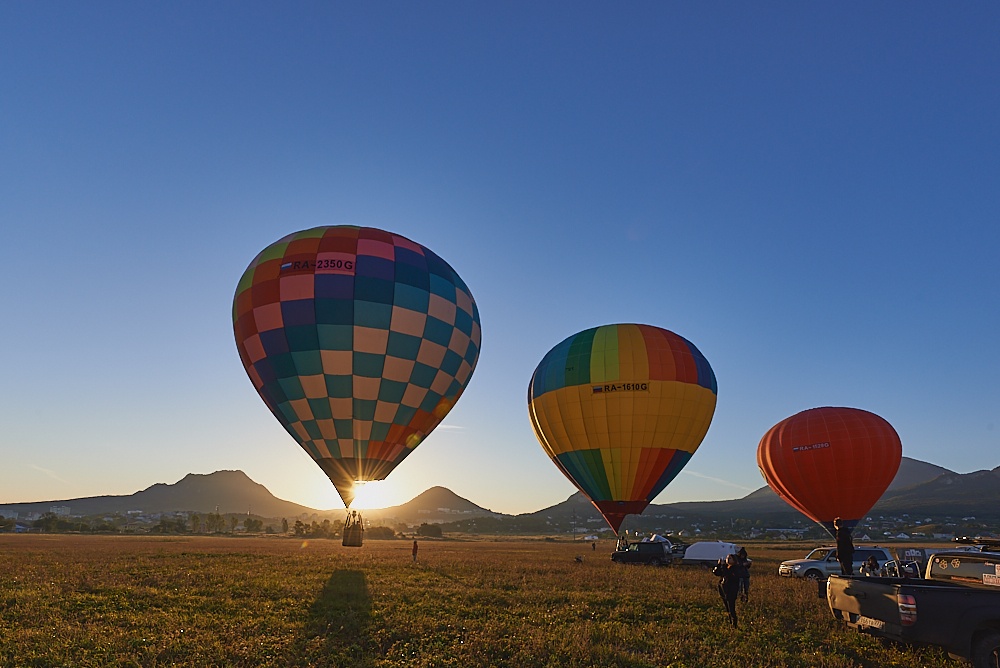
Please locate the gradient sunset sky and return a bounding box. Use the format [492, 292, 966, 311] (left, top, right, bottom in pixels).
[2, 4, 997, 514]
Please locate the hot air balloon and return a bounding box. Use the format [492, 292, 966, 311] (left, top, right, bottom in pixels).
[756, 407, 901, 537]
[527, 323, 717, 533]
[233, 226, 481, 510]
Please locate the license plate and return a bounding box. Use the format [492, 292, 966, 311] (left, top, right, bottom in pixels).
[856, 615, 885, 630]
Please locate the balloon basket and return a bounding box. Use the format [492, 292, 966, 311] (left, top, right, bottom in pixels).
[342, 526, 364, 547]
[342, 510, 364, 548]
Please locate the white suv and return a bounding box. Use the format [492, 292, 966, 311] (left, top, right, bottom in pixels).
[778, 546, 894, 580]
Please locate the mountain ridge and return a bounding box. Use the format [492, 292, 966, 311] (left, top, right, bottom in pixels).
[0, 470, 316, 519]
[660, 456, 954, 519]
[3, 457, 997, 526]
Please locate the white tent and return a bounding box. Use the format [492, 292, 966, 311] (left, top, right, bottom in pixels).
[679, 540, 742, 566]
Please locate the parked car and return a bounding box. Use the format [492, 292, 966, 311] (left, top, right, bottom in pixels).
[778, 545, 894, 581]
[827, 542, 1000, 666]
[611, 540, 674, 566]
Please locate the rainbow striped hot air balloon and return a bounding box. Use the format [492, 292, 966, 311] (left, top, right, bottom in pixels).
[233, 226, 481, 508]
[528, 323, 717, 533]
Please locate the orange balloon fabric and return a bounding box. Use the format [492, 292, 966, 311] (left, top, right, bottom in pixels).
[756, 407, 901, 536]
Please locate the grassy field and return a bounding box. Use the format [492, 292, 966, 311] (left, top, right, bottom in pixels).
[0, 535, 955, 667]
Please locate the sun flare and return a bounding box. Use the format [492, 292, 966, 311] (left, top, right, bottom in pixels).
[350, 481, 394, 510]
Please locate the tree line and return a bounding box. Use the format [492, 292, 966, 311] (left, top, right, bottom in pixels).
[3, 512, 433, 539]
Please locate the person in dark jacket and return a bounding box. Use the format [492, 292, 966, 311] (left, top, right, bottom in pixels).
[713, 554, 748, 629]
[834, 517, 855, 575]
[860, 554, 880, 577]
[735, 546, 751, 602]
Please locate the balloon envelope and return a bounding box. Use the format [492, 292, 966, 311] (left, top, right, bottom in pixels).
[756, 406, 901, 537]
[528, 323, 717, 533]
[233, 226, 481, 507]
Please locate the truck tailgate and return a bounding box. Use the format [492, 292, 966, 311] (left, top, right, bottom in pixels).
[827, 576, 904, 635]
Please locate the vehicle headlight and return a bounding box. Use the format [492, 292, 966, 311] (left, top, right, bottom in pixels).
[793, 564, 802, 571]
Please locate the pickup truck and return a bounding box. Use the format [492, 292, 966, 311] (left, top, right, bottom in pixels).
[827, 548, 1000, 666]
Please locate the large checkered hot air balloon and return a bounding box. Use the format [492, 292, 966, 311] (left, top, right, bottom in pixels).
[528, 323, 717, 533]
[757, 406, 901, 538]
[233, 226, 481, 508]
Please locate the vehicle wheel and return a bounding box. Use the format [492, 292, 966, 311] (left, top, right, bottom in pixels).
[804, 570, 824, 582]
[651, 558, 662, 566]
[971, 630, 1000, 668]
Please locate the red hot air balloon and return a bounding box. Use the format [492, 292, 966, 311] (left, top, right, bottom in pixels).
[756, 407, 901, 537]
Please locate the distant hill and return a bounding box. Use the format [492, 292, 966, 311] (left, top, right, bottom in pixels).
[528, 456, 965, 526]
[517, 486, 604, 522]
[885, 458, 952, 491]
[364, 486, 507, 524]
[3, 457, 996, 529]
[0, 474, 505, 524]
[669, 456, 954, 519]
[0, 471, 316, 519]
[874, 466, 1000, 517]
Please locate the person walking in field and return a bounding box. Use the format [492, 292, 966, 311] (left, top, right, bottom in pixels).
[713, 554, 748, 629]
[412, 539, 418, 563]
[834, 517, 855, 575]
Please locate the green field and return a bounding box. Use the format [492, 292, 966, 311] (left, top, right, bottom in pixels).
[0, 535, 954, 667]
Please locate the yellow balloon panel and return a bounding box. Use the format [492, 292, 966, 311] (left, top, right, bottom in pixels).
[529, 380, 716, 457]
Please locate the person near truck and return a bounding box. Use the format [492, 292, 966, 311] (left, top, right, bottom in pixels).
[833, 517, 855, 575]
[860, 554, 880, 576]
[712, 554, 748, 629]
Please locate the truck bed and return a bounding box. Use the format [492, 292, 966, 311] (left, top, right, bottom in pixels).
[827, 573, 1000, 660]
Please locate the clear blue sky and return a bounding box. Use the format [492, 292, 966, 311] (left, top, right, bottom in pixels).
[2, 3, 998, 515]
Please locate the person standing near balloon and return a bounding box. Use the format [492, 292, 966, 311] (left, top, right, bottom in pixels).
[834, 517, 855, 575]
[713, 554, 747, 629]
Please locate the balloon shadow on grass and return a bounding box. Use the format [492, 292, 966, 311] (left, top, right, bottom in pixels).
[287, 569, 374, 667]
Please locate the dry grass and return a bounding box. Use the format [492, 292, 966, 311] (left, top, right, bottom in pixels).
[0, 535, 953, 667]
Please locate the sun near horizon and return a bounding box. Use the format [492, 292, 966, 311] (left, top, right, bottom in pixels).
[302, 479, 403, 512]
